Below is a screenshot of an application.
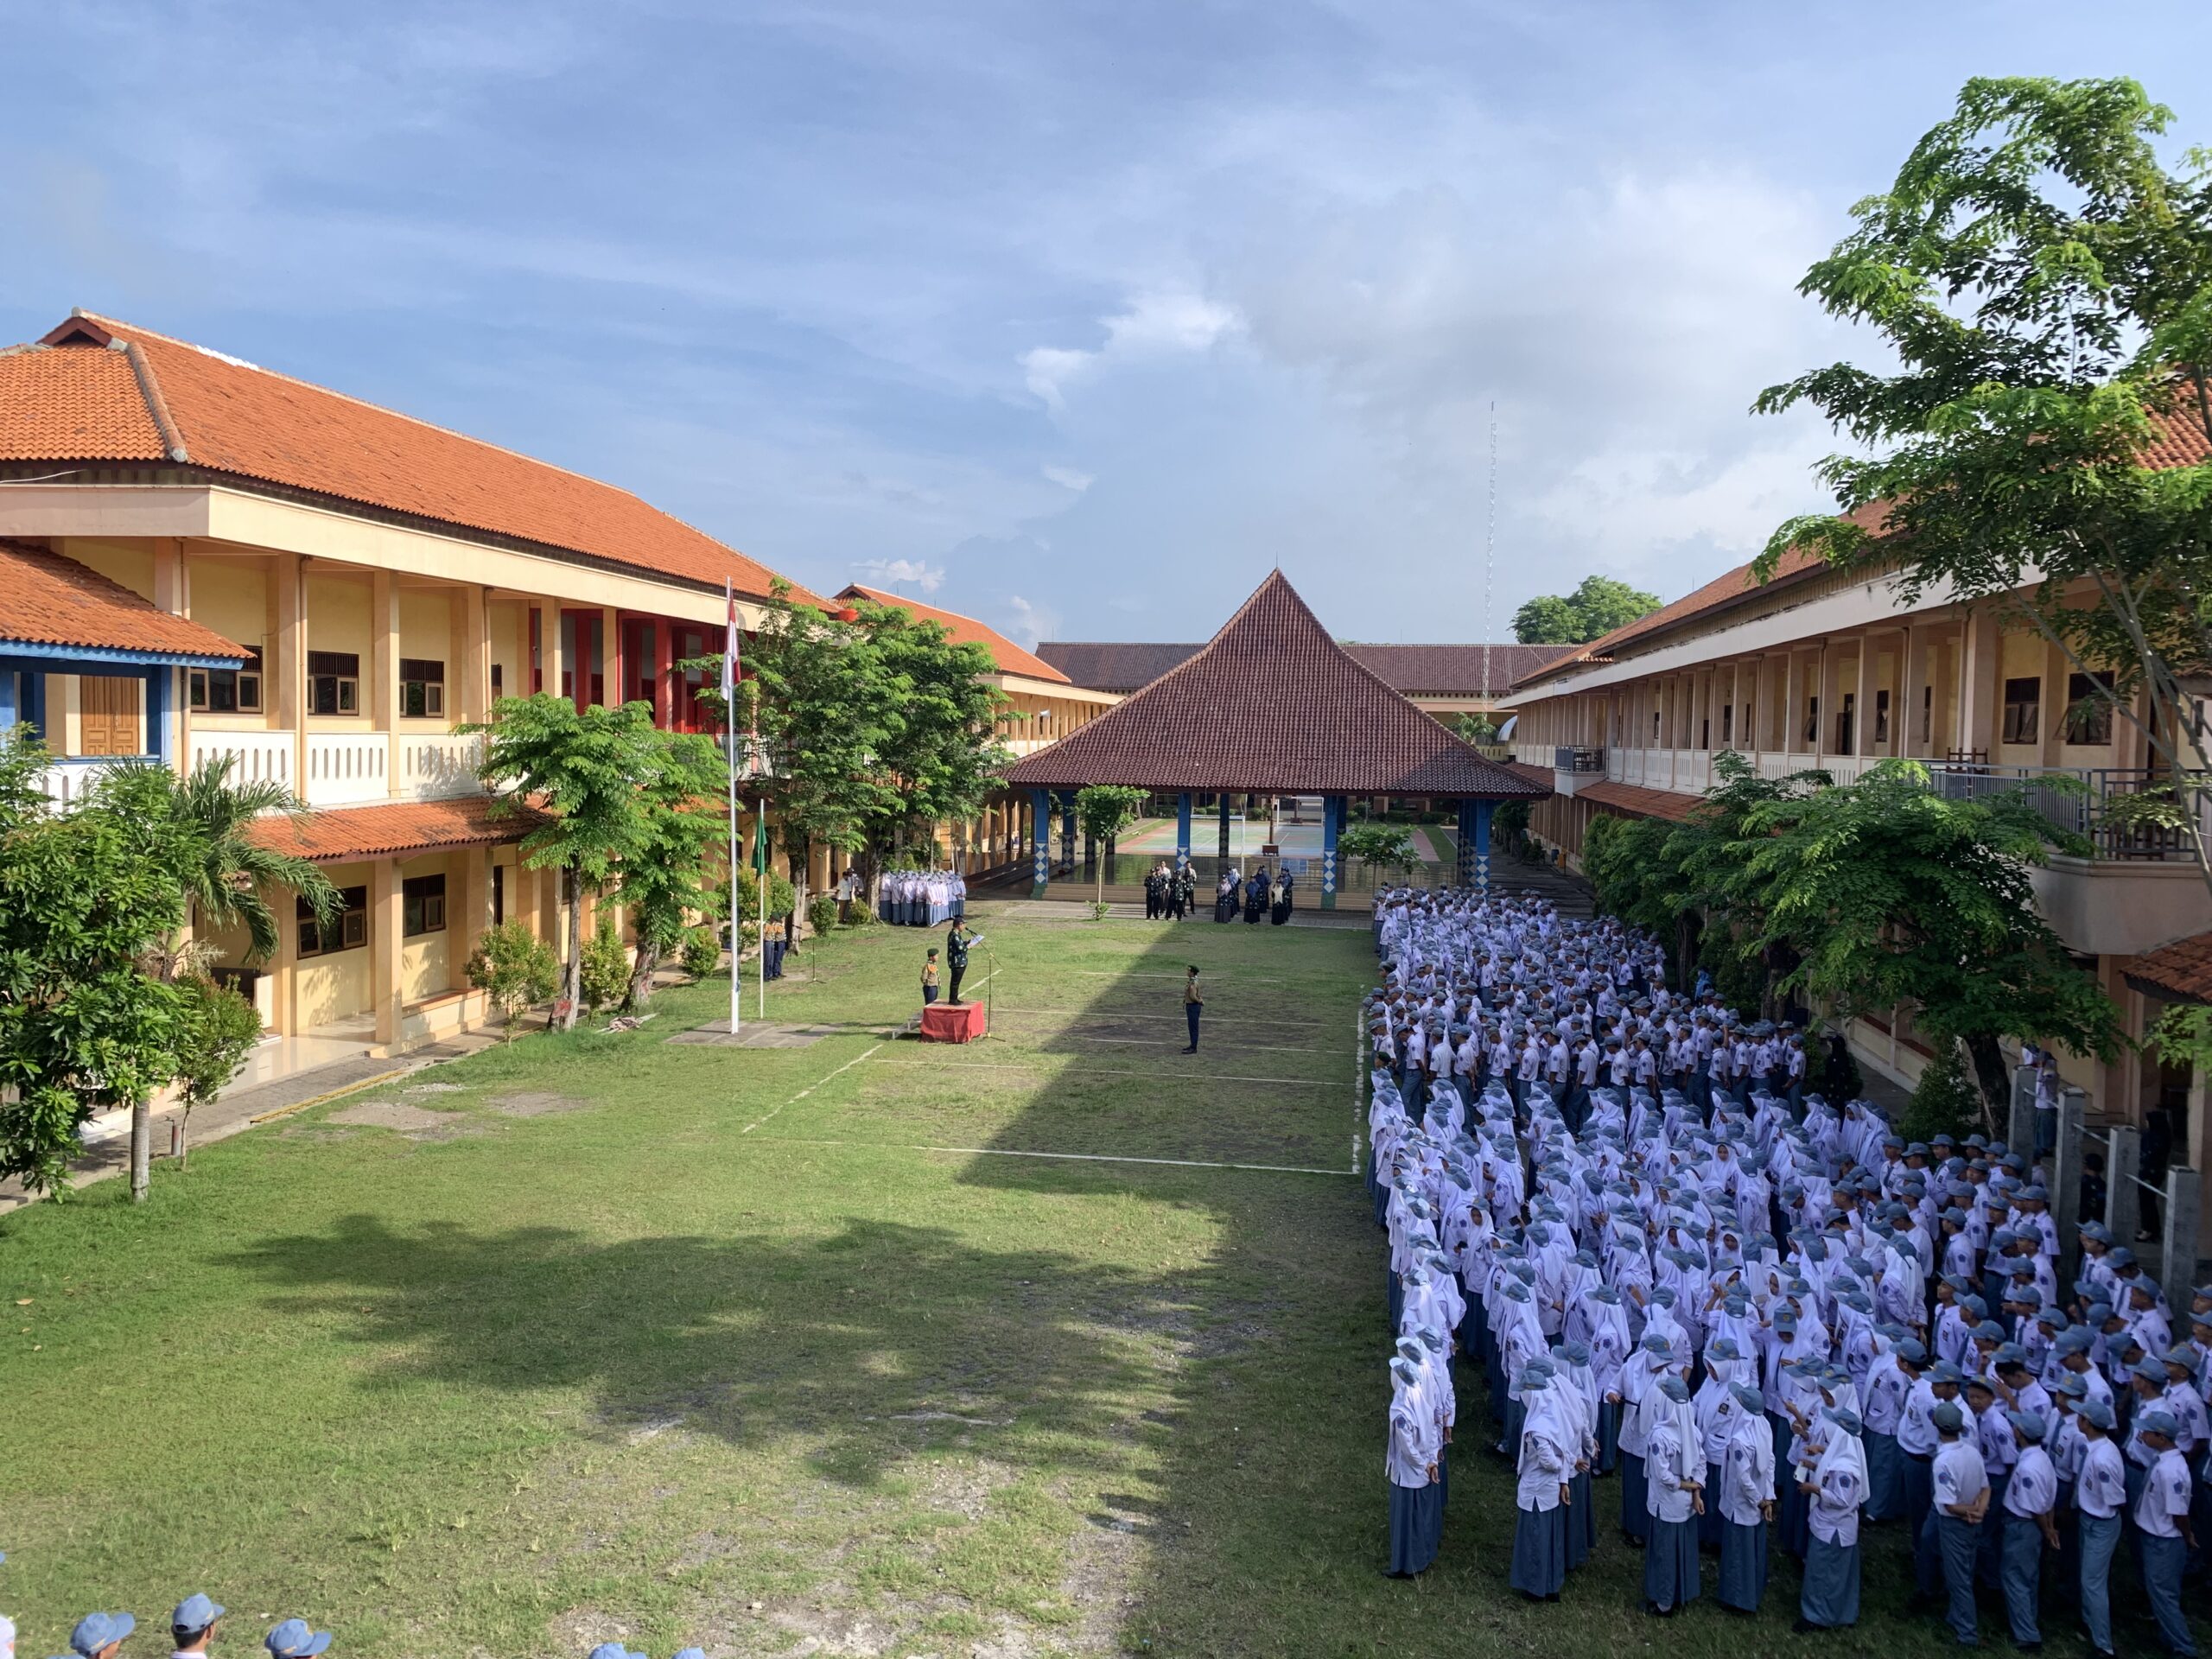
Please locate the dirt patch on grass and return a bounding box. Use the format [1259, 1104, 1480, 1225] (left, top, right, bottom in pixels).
[327, 1100, 486, 1141]
[488, 1090, 589, 1117]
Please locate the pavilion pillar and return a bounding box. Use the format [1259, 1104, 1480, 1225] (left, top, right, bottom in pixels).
[0, 664, 15, 735]
[1175, 791, 1192, 870]
[1217, 793, 1230, 860]
[1057, 789, 1077, 871]
[1030, 787, 1052, 898]
[1321, 792, 1343, 909]
[144, 664, 172, 763]
[1455, 800, 1477, 887]
[1473, 800, 1493, 895]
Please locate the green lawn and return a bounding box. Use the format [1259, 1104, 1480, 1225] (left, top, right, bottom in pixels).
[0, 910, 2194, 1657]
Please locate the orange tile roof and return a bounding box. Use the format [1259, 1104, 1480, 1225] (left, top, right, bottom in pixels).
[1515, 404, 2212, 695]
[2121, 930, 2212, 1005]
[835, 582, 1071, 683]
[0, 538, 247, 660]
[1573, 780, 1703, 823]
[3, 311, 820, 606]
[245, 794, 544, 862]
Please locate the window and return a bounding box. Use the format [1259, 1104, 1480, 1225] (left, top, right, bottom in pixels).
[308, 651, 360, 715]
[188, 647, 264, 714]
[2001, 676, 2042, 745]
[403, 874, 447, 937]
[1835, 691, 1855, 753]
[299, 886, 368, 957]
[1919, 684, 1933, 743]
[1720, 703, 1733, 744]
[400, 658, 445, 719]
[1873, 688, 1891, 745]
[491, 664, 504, 698]
[1802, 696, 1819, 746]
[492, 864, 505, 927]
[2065, 671, 2115, 745]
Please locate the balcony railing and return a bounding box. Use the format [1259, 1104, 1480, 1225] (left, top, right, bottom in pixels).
[1554, 746, 1605, 773]
[1924, 763, 2203, 861]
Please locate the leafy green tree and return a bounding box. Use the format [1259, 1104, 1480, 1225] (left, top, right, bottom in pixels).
[1074, 785, 1147, 908]
[1451, 713, 1498, 745]
[1337, 823, 1416, 884]
[678, 926, 721, 981]
[1756, 75, 2212, 886]
[467, 695, 671, 1030]
[153, 753, 338, 973]
[578, 913, 632, 1014]
[613, 730, 724, 1009]
[169, 974, 265, 1166]
[466, 920, 560, 1042]
[1511, 575, 1662, 645]
[1735, 759, 2120, 1112]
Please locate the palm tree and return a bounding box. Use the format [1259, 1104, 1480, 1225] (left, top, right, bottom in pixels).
[160, 754, 340, 972]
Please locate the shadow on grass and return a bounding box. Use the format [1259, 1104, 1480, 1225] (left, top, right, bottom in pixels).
[219, 1214, 1189, 1491]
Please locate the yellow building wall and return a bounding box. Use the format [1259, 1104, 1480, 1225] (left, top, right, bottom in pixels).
[56, 537, 156, 600]
[488, 595, 529, 703]
[398, 587, 453, 666]
[186, 558, 272, 694]
[293, 860, 374, 1027]
[398, 851, 455, 1003]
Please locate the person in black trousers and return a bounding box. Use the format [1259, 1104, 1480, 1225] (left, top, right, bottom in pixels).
[1183, 965, 1204, 1052]
[946, 923, 974, 1004]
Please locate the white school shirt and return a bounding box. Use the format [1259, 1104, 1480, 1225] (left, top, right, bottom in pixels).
[1932, 1437, 1988, 1514]
[1808, 1437, 1867, 1548]
[1720, 1414, 1776, 1526]
[1576, 1042, 1600, 1085]
[2133, 1447, 2192, 1538]
[1644, 1421, 1700, 1523]
[2075, 1436, 2126, 1517]
[2004, 1444, 2057, 1519]
[1516, 1394, 1570, 1511]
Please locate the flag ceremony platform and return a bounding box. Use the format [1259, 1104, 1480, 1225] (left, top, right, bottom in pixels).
[918, 1001, 988, 1043]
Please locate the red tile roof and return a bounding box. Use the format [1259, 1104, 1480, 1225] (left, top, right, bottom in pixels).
[1038, 639, 1553, 696]
[2, 312, 820, 606]
[834, 583, 1070, 683]
[1573, 780, 1704, 823]
[245, 794, 543, 862]
[0, 538, 247, 660]
[1002, 571, 1545, 797]
[2121, 931, 2212, 1005]
[1514, 404, 2212, 695]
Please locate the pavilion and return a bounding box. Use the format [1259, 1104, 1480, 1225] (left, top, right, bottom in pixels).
[1001, 571, 1546, 906]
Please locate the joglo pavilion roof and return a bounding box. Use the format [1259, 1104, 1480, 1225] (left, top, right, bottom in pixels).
[1001, 571, 1546, 799]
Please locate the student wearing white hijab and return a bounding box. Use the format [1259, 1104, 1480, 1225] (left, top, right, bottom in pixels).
[1386, 1354, 1444, 1577]
[1509, 1369, 1571, 1600]
[1796, 1404, 1867, 1631]
[1715, 1381, 1775, 1614]
[1617, 1333, 1672, 1545]
[1642, 1374, 1703, 1617]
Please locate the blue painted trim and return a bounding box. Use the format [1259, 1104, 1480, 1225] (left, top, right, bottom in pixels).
[1320, 791, 1342, 908]
[0, 667, 15, 734]
[1030, 786, 1052, 897]
[144, 665, 172, 765]
[0, 642, 244, 670]
[1472, 800, 1493, 895]
[1175, 790, 1192, 869]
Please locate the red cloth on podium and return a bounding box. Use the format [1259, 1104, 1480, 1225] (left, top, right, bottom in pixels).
[918, 1001, 988, 1043]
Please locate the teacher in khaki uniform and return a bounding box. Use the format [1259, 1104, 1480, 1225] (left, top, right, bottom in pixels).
[1182, 966, 1204, 1052]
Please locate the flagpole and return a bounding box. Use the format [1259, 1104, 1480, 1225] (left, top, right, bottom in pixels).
[724, 578, 741, 1039]
[758, 791, 769, 1020]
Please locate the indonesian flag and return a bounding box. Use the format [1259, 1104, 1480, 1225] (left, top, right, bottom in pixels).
[721, 579, 739, 721]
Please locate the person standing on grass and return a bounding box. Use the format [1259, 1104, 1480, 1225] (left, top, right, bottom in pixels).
[2133, 1410, 2200, 1658]
[2074, 1396, 2126, 1658]
[1181, 965, 1203, 1053]
[921, 948, 940, 1006]
[67, 1612, 134, 1659]
[1716, 1380, 1775, 1615]
[1642, 1373, 1703, 1617]
[1997, 1408, 2056, 1649]
[944, 922, 975, 1005]
[169, 1596, 223, 1659]
[1510, 1368, 1570, 1599]
[1914, 1399, 1986, 1648]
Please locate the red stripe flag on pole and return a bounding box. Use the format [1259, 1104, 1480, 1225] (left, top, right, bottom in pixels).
[723, 579, 741, 1037]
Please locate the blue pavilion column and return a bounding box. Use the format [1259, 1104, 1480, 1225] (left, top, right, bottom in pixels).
[1472, 800, 1494, 895]
[1217, 792, 1230, 859]
[19, 666, 44, 741]
[144, 666, 171, 763]
[1030, 787, 1052, 897]
[1057, 788, 1078, 870]
[1175, 791, 1192, 870]
[0, 664, 16, 737]
[1455, 800, 1477, 888]
[1321, 792, 1344, 909]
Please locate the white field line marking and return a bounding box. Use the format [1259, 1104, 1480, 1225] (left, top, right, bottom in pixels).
[1068, 970, 1288, 982]
[862, 1057, 1336, 1087]
[741, 1042, 883, 1135]
[745, 1136, 1353, 1177]
[1352, 1007, 1366, 1175]
[1039, 1035, 1344, 1052]
[987, 1009, 1294, 1027]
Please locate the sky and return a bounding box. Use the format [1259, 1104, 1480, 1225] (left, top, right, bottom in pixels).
[6, 2, 2212, 648]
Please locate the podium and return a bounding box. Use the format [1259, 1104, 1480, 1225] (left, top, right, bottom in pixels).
[919, 1001, 988, 1043]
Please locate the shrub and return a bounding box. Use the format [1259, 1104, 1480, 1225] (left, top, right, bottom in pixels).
[679, 926, 721, 981]
[578, 914, 632, 1014]
[807, 894, 841, 938]
[1899, 1041, 1984, 1144]
[467, 921, 560, 1042]
[170, 974, 265, 1165]
[1088, 899, 1112, 921]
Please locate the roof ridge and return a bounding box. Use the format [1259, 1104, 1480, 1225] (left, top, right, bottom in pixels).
[114, 339, 190, 462]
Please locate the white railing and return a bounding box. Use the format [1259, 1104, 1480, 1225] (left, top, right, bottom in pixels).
[188, 728, 296, 791]
[305, 733, 389, 807]
[394, 731, 485, 801]
[36, 756, 124, 807]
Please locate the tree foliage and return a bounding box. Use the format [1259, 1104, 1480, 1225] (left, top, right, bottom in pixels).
[466, 920, 560, 1042]
[1511, 575, 1662, 645]
[1756, 75, 2212, 891]
[169, 973, 265, 1165]
[1075, 785, 1147, 907]
[1337, 823, 1416, 882]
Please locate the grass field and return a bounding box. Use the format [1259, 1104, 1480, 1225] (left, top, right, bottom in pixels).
[1, 909, 2196, 1658]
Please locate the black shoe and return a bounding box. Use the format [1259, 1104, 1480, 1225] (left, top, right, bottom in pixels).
[1180, 1046, 1196, 1054]
[1793, 1618, 1816, 1634]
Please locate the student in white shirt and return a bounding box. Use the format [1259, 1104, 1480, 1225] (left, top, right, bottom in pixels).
[1715, 1381, 1774, 1613]
[1796, 1405, 1867, 1632]
[1641, 1375, 1703, 1617]
[1916, 1400, 1986, 1649]
[2131, 1410, 2199, 1659]
[2073, 1396, 2126, 1659]
[1508, 1370, 1570, 1600]
[1997, 1409, 2057, 1649]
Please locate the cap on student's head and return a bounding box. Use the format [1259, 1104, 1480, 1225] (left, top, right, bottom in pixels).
[2138, 1409, 2181, 1441]
[1931, 1401, 1965, 1433]
[70, 1615, 135, 1657]
[2007, 1408, 2047, 1441]
[2080, 1397, 2117, 1431]
[2164, 1346, 2202, 1377]
[173, 1597, 224, 1635]
[1643, 1332, 1673, 1354]
[1931, 1360, 1966, 1386]
[1518, 1368, 1551, 1392]
[1658, 1375, 1690, 1402]
[1974, 1320, 2007, 1344]
[1732, 1382, 1764, 1414]
[1896, 1338, 1928, 1365]
[1562, 1339, 1592, 1365]
[263, 1621, 330, 1659]
[2108, 1246, 2136, 1269]
[2052, 1374, 2088, 1401]
[1995, 1342, 2030, 1370]
[1825, 1407, 1864, 1437]
[2133, 1357, 2171, 1384]
[1707, 1337, 1740, 1361]
[1390, 1357, 1420, 1386]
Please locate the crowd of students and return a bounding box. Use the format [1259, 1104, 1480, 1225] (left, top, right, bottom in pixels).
[1370, 887, 2212, 1653]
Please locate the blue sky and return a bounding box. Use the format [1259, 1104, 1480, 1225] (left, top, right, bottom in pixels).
[7, 3, 2211, 647]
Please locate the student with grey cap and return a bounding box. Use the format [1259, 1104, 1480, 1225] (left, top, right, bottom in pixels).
[1997, 1408, 2056, 1649]
[1911, 1398, 1985, 1648]
[169, 1596, 221, 1658]
[2073, 1395, 2126, 1657]
[2132, 1410, 2199, 1657]
[67, 1614, 133, 1659]
[261, 1623, 328, 1659]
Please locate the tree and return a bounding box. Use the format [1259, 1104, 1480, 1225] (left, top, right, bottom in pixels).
[1735, 759, 2120, 1117]
[467, 696, 670, 1030]
[1451, 713, 1498, 745]
[466, 921, 560, 1042]
[1074, 785, 1147, 908]
[613, 729, 724, 1009]
[0, 737, 194, 1200]
[153, 754, 339, 971]
[1756, 76, 2212, 892]
[1337, 823, 1416, 885]
[169, 974, 264, 1167]
[1511, 575, 1662, 644]
[578, 913, 631, 1014]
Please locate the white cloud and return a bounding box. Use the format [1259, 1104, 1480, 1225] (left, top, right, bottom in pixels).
[1021, 289, 1243, 409]
[1003, 594, 1060, 648]
[851, 556, 945, 593]
[1041, 463, 1093, 493]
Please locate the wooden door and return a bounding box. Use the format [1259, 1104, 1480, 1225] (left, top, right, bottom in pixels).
[79, 676, 143, 756]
